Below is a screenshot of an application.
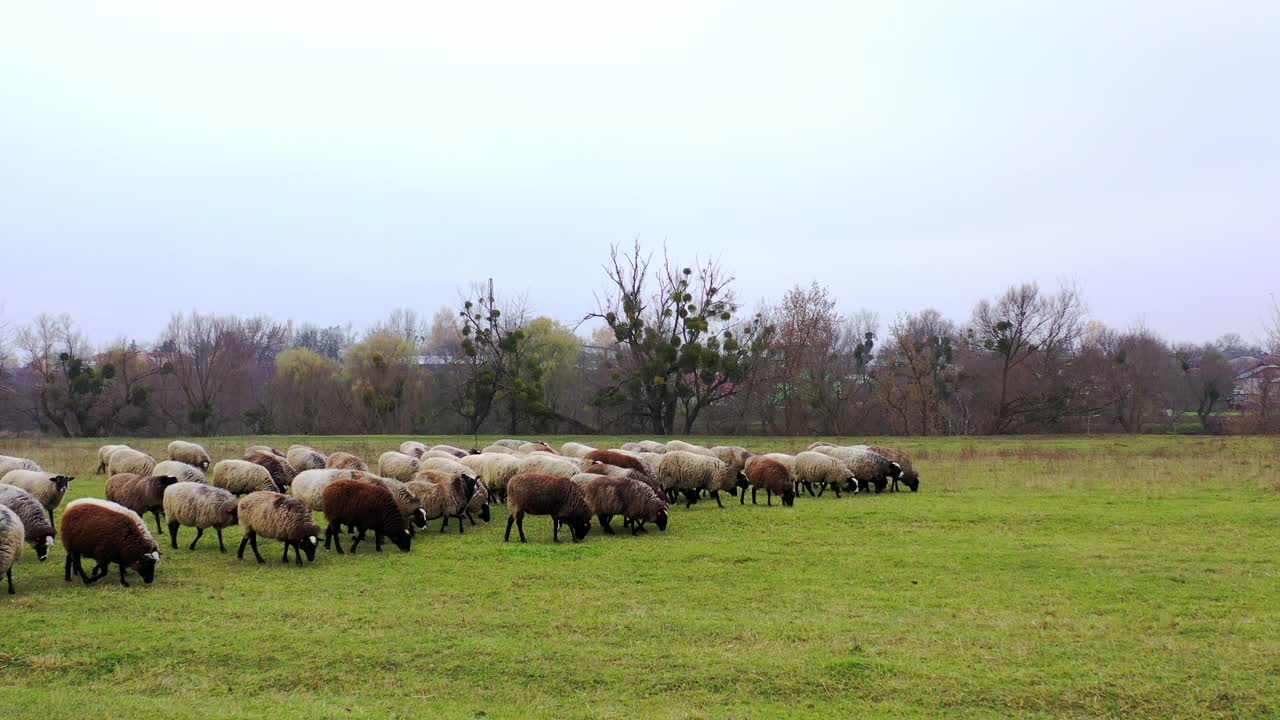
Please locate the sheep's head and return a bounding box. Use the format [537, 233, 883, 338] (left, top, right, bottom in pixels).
[36, 534, 55, 561]
[654, 509, 668, 531]
[155, 475, 180, 488]
[225, 505, 239, 524]
[781, 489, 796, 507]
[51, 476, 74, 493]
[463, 475, 479, 500]
[133, 551, 160, 583]
[300, 534, 320, 561]
[846, 475, 859, 494]
[199, 459, 210, 471]
[412, 508, 428, 529]
[569, 519, 591, 542]
[392, 528, 413, 552]
[478, 503, 491, 522]
[728, 470, 749, 496]
[901, 476, 920, 492]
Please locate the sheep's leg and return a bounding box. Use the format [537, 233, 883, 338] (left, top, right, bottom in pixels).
[350, 531, 363, 552]
[295, 544, 303, 566]
[249, 534, 265, 563]
[440, 517, 449, 534]
[740, 487, 746, 505]
[599, 513, 614, 535]
[516, 513, 527, 543]
[553, 518, 560, 543]
[712, 491, 724, 508]
[466, 511, 476, 526]
[752, 487, 758, 505]
[281, 543, 290, 564]
[804, 481, 815, 497]
[189, 527, 205, 551]
[5, 568, 12, 595]
[47, 509, 55, 526]
[168, 522, 180, 549]
[817, 483, 826, 497]
[683, 490, 697, 508]
[767, 490, 773, 506]
[118, 564, 130, 588]
[375, 533, 383, 552]
[238, 536, 250, 559]
[216, 528, 226, 553]
[457, 514, 465, 534]
[64, 554, 73, 582]
[833, 484, 842, 498]
[504, 515, 515, 542]
[152, 511, 164, 535]
[327, 524, 345, 555]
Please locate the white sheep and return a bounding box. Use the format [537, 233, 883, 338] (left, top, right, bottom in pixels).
[655, 451, 747, 508]
[167, 440, 212, 471]
[96, 445, 128, 474]
[812, 446, 900, 494]
[1, 470, 75, 524]
[287, 445, 328, 472]
[107, 447, 156, 477]
[377, 451, 422, 483]
[514, 453, 582, 481]
[560, 442, 597, 459]
[399, 441, 428, 458]
[0, 455, 42, 478]
[152, 460, 206, 485]
[665, 440, 715, 457]
[458, 454, 521, 503]
[792, 451, 855, 497]
[211, 459, 281, 496]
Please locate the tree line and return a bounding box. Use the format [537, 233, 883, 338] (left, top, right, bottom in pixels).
[1, 242, 1277, 438]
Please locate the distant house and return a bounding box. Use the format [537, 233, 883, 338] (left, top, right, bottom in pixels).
[1231, 364, 1280, 409]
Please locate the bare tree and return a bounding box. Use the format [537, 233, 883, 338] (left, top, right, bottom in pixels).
[1172, 343, 1236, 432]
[1267, 296, 1280, 356]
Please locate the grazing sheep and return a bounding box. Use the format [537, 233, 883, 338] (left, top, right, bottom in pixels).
[378, 451, 422, 483]
[665, 440, 715, 456]
[517, 441, 558, 455]
[245, 445, 286, 459]
[655, 451, 748, 508]
[1, 470, 75, 524]
[107, 447, 156, 477]
[152, 460, 206, 485]
[0, 455, 42, 478]
[504, 473, 592, 543]
[430, 444, 474, 458]
[583, 475, 669, 535]
[514, 453, 581, 480]
[96, 445, 128, 474]
[491, 439, 528, 450]
[243, 450, 298, 489]
[351, 474, 428, 531]
[711, 445, 753, 472]
[321, 480, 412, 554]
[760, 453, 805, 494]
[459, 454, 521, 503]
[163, 482, 239, 552]
[237, 491, 322, 565]
[167, 440, 212, 471]
[291, 469, 347, 511]
[560, 442, 596, 459]
[743, 456, 796, 506]
[325, 451, 369, 472]
[807, 441, 837, 451]
[0, 505, 21, 594]
[583, 450, 654, 481]
[812, 446, 900, 494]
[481, 444, 519, 456]
[400, 441, 428, 458]
[420, 457, 479, 480]
[106, 472, 180, 534]
[0, 485, 56, 561]
[405, 475, 477, 533]
[287, 445, 328, 472]
[420, 449, 464, 461]
[583, 463, 661, 494]
[864, 445, 920, 492]
[793, 451, 857, 498]
[466, 482, 491, 526]
[60, 498, 160, 587]
[621, 440, 667, 454]
[211, 459, 281, 496]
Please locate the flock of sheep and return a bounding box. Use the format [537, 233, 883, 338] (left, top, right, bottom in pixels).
[0, 439, 919, 593]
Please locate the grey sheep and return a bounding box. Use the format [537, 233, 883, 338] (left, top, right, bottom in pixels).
[163, 482, 239, 552]
[582, 475, 669, 535]
[0, 485, 56, 561]
[237, 491, 322, 565]
[655, 451, 748, 508]
[0, 505, 24, 594]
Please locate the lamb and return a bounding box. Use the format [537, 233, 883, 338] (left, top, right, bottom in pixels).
[655, 451, 748, 508]
[742, 456, 796, 506]
[583, 450, 654, 481]
[106, 472, 180, 534]
[325, 451, 369, 471]
[559, 442, 596, 459]
[1, 470, 75, 524]
[60, 498, 160, 587]
[107, 447, 156, 477]
[287, 445, 328, 472]
[864, 446, 920, 492]
[321, 480, 413, 554]
[211, 459, 282, 496]
[167, 440, 212, 471]
[378, 451, 421, 483]
[514, 453, 582, 480]
[96, 445, 128, 474]
[504, 473, 592, 543]
[152, 460, 206, 485]
[812, 446, 901, 494]
[459, 453, 521, 503]
[793, 451, 857, 498]
[711, 445, 753, 472]
[583, 475, 669, 535]
[351, 473, 428, 530]
[162, 482, 239, 552]
[665, 440, 715, 456]
[0, 505, 21, 593]
[405, 475, 478, 533]
[399, 441, 428, 458]
[243, 450, 298, 489]
[237, 491, 322, 565]
[0, 485, 56, 561]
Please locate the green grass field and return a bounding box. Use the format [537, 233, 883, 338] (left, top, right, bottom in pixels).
[1, 435, 1277, 719]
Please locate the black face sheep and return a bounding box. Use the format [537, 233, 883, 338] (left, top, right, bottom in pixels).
[504, 473, 592, 543]
[405, 475, 477, 534]
[812, 446, 900, 494]
[866, 445, 920, 492]
[583, 475, 669, 535]
[321, 479, 413, 554]
[466, 481, 491, 525]
[0, 485, 56, 561]
[107, 447, 157, 477]
[326, 451, 369, 472]
[60, 498, 161, 587]
[212, 459, 282, 496]
[742, 456, 796, 507]
[0, 504, 24, 594]
[237, 491, 322, 565]
[243, 450, 298, 489]
[167, 440, 212, 471]
[287, 445, 328, 472]
[106, 472, 180, 534]
[152, 460, 206, 484]
[1, 470, 75, 524]
[792, 452, 856, 498]
[163, 482, 239, 552]
[655, 451, 749, 508]
[96, 445, 128, 474]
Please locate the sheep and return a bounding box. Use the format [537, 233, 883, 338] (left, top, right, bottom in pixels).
[0, 505, 23, 594]
[211, 459, 281, 496]
[807, 441, 837, 451]
[291, 469, 347, 511]
[244, 450, 298, 489]
[60, 498, 160, 587]
[583, 450, 654, 481]
[621, 440, 667, 454]
[0, 485, 56, 561]
[405, 475, 478, 533]
[167, 440, 212, 471]
[481, 444, 519, 455]
[287, 445, 328, 472]
[655, 451, 748, 508]
[465, 481, 491, 526]
[742, 456, 796, 507]
[237, 491, 322, 565]
[430, 444, 474, 458]
[152, 460, 206, 485]
[421, 449, 466, 461]
[400, 441, 428, 458]
[711, 445, 753, 472]
[0, 455, 42, 478]
[351, 473, 428, 531]
[812, 446, 901, 494]
[560, 442, 596, 459]
[504, 473, 592, 543]
[378, 451, 421, 483]
[864, 445, 920, 492]
[106, 472, 180, 535]
[793, 451, 857, 498]
[583, 475, 669, 535]
[325, 451, 368, 472]
[665, 440, 715, 456]
[459, 453, 521, 503]
[517, 441, 558, 455]
[420, 457, 479, 480]
[1, 470, 75, 524]
[245, 445, 286, 459]
[162, 482, 238, 552]
[321, 480, 413, 554]
[107, 447, 156, 477]
[96, 445, 128, 474]
[514, 453, 581, 481]
[491, 439, 528, 450]
[582, 463, 661, 494]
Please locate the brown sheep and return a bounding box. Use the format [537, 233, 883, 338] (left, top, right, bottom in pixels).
[743, 457, 796, 507]
[237, 491, 321, 565]
[583, 450, 652, 478]
[105, 473, 180, 534]
[582, 476, 668, 535]
[322, 479, 412, 554]
[61, 499, 161, 587]
[504, 473, 592, 543]
[325, 452, 369, 472]
[243, 450, 298, 488]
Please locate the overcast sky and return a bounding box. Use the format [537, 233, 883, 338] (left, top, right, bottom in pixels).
[1, 1, 1276, 347]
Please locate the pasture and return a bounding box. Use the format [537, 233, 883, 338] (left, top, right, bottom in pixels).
[1, 434, 1277, 719]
